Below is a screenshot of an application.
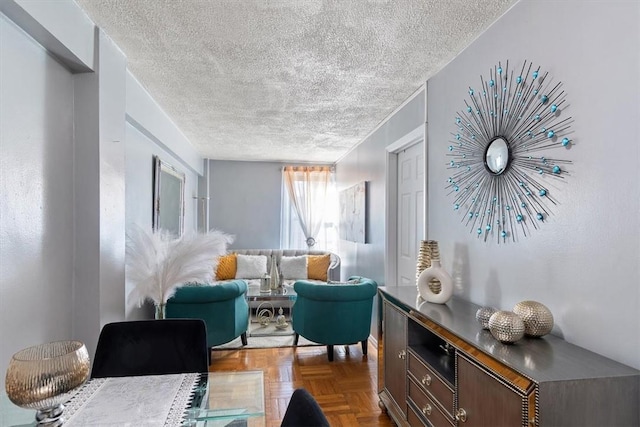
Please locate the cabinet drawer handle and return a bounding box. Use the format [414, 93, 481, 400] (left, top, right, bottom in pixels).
[455, 408, 467, 423]
[398, 350, 406, 359]
[421, 374, 432, 386]
[421, 403, 432, 416]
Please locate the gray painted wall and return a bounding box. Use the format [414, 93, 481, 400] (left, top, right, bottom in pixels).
[335, 0, 639, 369]
[125, 123, 199, 319]
[336, 90, 426, 285]
[0, 1, 204, 385]
[208, 160, 283, 249]
[426, 0, 639, 369]
[335, 90, 426, 336]
[72, 28, 127, 365]
[0, 13, 76, 381]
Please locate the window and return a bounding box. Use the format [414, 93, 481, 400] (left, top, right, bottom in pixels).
[280, 166, 338, 252]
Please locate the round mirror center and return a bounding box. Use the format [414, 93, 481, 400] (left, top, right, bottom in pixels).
[485, 137, 510, 175]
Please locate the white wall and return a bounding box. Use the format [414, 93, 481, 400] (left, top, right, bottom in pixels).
[427, 0, 639, 369]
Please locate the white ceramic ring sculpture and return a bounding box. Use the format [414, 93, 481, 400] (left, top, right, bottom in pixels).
[417, 259, 453, 304]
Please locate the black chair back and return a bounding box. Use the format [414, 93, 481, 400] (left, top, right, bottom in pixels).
[281, 388, 329, 427]
[91, 319, 208, 378]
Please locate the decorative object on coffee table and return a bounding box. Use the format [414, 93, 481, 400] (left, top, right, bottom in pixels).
[5, 340, 90, 426]
[416, 240, 441, 293]
[126, 224, 234, 318]
[488, 310, 525, 343]
[417, 258, 453, 304]
[256, 302, 275, 326]
[475, 306, 498, 329]
[513, 300, 554, 337]
[275, 308, 289, 330]
[260, 274, 271, 293]
[269, 255, 280, 290]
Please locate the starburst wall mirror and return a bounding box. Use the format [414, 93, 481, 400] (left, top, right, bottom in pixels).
[446, 60, 574, 243]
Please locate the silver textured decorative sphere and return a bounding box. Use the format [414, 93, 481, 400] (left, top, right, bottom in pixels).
[475, 307, 498, 329]
[513, 300, 554, 337]
[488, 311, 525, 344]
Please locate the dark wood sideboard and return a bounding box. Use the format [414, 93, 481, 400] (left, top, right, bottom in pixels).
[378, 286, 640, 427]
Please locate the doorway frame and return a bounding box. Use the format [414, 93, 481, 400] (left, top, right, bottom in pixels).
[385, 124, 427, 287]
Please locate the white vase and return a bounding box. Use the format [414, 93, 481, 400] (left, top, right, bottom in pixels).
[417, 259, 453, 304]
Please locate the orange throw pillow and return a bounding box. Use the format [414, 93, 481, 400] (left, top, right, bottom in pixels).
[215, 253, 237, 280]
[307, 254, 330, 281]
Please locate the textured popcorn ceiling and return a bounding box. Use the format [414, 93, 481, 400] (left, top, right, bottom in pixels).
[75, 0, 517, 163]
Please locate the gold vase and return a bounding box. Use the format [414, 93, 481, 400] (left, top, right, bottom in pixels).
[416, 240, 441, 293]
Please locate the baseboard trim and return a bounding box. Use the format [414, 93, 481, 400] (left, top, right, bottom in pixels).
[368, 334, 378, 348]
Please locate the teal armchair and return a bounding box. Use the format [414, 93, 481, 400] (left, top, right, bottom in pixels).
[165, 280, 249, 352]
[292, 277, 378, 361]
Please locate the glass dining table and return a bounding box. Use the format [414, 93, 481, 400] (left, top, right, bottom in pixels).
[187, 370, 265, 426]
[1, 370, 265, 427]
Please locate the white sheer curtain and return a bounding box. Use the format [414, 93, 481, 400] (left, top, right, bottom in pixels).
[280, 166, 337, 251]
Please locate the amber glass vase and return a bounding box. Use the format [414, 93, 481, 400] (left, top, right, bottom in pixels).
[5, 340, 90, 426]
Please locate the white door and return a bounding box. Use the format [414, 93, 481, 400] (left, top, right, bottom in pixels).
[396, 142, 424, 286]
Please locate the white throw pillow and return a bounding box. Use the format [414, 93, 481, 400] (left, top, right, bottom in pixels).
[280, 256, 308, 280]
[235, 254, 268, 279]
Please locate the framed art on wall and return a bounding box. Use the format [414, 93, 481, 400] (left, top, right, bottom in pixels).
[339, 181, 367, 243]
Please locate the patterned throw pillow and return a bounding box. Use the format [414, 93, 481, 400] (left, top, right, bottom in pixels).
[280, 256, 308, 280]
[307, 254, 330, 281]
[215, 253, 237, 280]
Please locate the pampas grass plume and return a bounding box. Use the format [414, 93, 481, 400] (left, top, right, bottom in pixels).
[127, 225, 234, 307]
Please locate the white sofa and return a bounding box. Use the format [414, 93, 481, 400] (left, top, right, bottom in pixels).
[232, 249, 340, 283]
[223, 249, 340, 312]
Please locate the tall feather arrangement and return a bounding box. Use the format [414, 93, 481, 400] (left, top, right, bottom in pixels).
[126, 225, 234, 308]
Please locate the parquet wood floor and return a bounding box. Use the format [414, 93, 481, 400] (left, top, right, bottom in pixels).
[209, 339, 395, 427]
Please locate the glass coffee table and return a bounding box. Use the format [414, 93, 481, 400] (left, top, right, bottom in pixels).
[246, 283, 297, 337]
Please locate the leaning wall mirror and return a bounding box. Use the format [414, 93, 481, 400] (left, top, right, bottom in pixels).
[153, 156, 185, 237]
[446, 60, 574, 243]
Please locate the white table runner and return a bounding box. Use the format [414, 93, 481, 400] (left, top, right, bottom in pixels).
[64, 373, 200, 427]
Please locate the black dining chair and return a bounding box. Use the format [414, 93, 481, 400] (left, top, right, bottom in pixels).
[91, 319, 209, 378]
[280, 388, 329, 427]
